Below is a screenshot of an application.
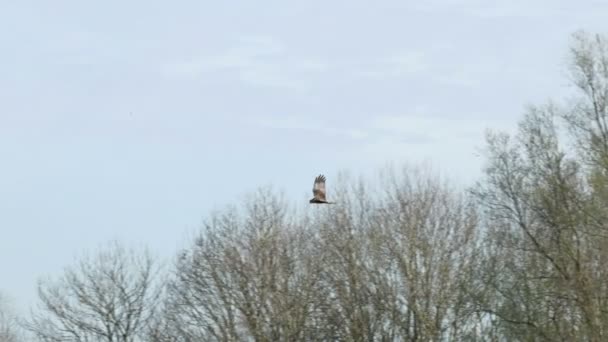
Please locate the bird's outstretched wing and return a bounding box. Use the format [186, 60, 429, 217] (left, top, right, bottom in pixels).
[312, 174, 327, 201]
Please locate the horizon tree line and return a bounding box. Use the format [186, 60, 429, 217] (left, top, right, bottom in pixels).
[3, 29, 608, 341]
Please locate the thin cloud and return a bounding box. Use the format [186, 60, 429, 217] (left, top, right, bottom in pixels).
[244, 110, 517, 155]
[345, 113, 519, 183]
[370, 114, 508, 141]
[434, 72, 481, 87]
[246, 115, 370, 141]
[412, 0, 575, 18]
[160, 35, 329, 88]
[353, 49, 492, 89]
[355, 51, 428, 78]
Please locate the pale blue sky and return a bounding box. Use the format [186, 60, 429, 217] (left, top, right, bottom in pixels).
[1, 0, 607, 311]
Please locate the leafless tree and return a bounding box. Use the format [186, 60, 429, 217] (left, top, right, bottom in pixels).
[159, 168, 484, 341]
[160, 188, 326, 341]
[133, 31, 608, 338]
[311, 167, 484, 341]
[25, 241, 163, 342]
[32, 30, 608, 341]
[0, 293, 22, 342]
[472, 30, 608, 341]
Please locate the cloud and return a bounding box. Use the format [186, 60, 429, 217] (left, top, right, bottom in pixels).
[352, 48, 492, 89]
[434, 72, 481, 87]
[242, 109, 519, 184]
[160, 35, 329, 88]
[160, 36, 280, 76]
[355, 51, 428, 78]
[344, 113, 518, 183]
[246, 109, 517, 149]
[370, 114, 493, 140]
[411, 0, 573, 18]
[246, 115, 370, 141]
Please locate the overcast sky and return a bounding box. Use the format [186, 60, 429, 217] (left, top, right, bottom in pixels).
[1, 0, 607, 311]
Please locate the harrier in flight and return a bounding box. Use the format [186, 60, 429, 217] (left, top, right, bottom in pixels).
[310, 174, 333, 204]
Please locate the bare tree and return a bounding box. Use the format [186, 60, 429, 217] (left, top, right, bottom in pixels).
[0, 293, 22, 342]
[25, 241, 163, 342]
[472, 30, 608, 341]
[144, 29, 608, 341]
[161, 188, 325, 341]
[311, 167, 484, 341]
[160, 167, 484, 341]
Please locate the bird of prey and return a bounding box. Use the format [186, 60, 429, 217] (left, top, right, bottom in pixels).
[309, 174, 333, 204]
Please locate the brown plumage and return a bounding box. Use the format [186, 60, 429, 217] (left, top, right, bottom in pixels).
[309, 174, 333, 204]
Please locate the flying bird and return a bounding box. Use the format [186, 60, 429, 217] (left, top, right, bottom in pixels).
[310, 174, 334, 204]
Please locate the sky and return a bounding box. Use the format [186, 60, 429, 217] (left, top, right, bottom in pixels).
[1, 0, 607, 312]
